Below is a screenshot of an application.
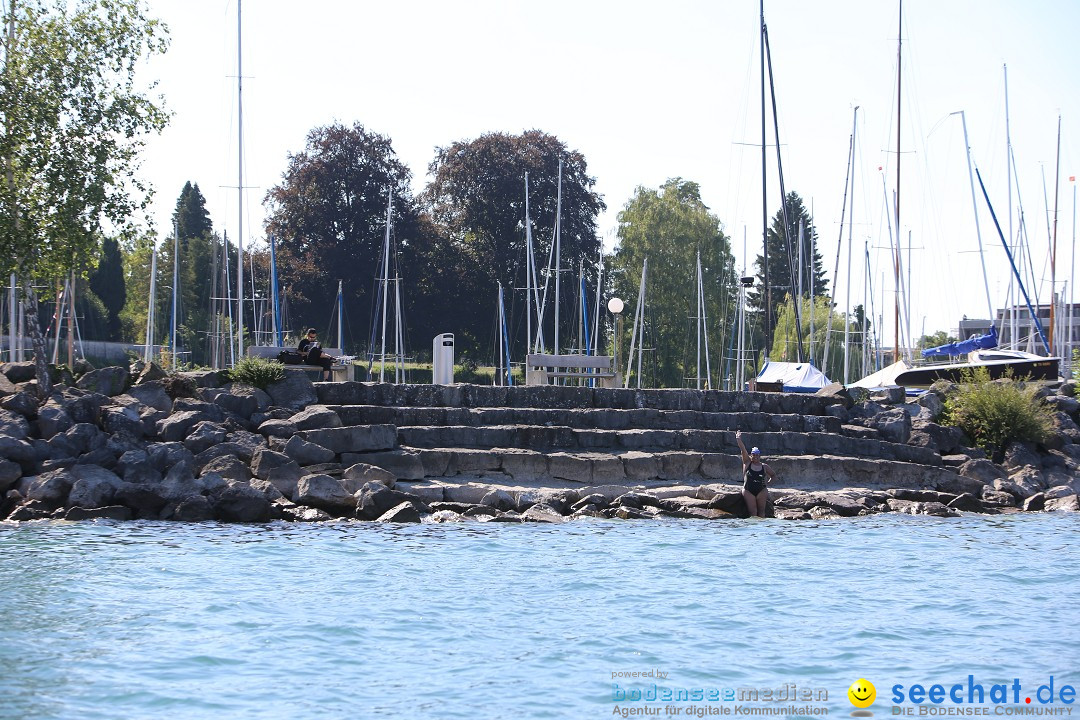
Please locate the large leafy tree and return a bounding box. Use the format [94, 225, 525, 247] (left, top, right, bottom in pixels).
[770, 296, 872, 383]
[422, 130, 605, 356]
[0, 0, 169, 394]
[610, 178, 736, 388]
[749, 191, 827, 358]
[264, 122, 418, 355]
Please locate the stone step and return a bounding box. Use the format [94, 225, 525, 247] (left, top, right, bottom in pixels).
[316, 381, 838, 416]
[390, 449, 966, 498]
[391, 425, 940, 465]
[325, 404, 842, 434]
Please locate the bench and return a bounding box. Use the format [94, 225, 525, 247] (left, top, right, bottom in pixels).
[525, 353, 621, 388]
[246, 345, 351, 382]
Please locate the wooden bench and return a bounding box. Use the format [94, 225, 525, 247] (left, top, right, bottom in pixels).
[525, 353, 621, 388]
[246, 345, 351, 382]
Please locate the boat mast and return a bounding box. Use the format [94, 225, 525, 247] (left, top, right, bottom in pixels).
[235, 0, 245, 364]
[270, 234, 282, 346]
[524, 173, 532, 359]
[171, 220, 179, 371]
[1004, 64, 1015, 346]
[554, 159, 563, 354]
[1050, 115, 1061, 354]
[760, 0, 770, 362]
[144, 244, 157, 363]
[894, 0, 902, 363]
[844, 107, 858, 383]
[379, 188, 393, 382]
[337, 279, 343, 351]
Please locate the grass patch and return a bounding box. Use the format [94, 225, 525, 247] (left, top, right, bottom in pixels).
[224, 356, 286, 389]
[943, 367, 1055, 461]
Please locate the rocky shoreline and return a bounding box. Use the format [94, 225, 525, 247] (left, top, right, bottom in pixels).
[1, 359, 1078, 524]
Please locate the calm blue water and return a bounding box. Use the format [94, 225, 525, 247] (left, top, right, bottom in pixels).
[1, 514, 1078, 720]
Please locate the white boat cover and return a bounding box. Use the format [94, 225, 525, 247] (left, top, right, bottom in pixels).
[849, 360, 912, 389]
[756, 361, 831, 392]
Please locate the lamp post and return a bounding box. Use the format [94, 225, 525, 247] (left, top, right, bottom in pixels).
[608, 297, 624, 385]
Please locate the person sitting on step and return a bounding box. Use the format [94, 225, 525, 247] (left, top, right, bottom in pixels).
[736, 430, 777, 518]
[297, 327, 336, 381]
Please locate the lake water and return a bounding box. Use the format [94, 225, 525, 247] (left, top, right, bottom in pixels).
[1, 514, 1077, 720]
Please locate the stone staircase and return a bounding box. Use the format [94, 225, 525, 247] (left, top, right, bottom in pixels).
[313, 382, 967, 504]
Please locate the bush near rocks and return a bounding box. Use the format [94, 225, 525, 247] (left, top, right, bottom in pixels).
[943, 369, 1055, 462]
[222, 357, 286, 390]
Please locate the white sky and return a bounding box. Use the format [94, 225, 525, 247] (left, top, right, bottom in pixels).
[138, 0, 1080, 347]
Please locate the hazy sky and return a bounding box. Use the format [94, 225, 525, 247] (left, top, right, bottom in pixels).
[138, 0, 1080, 348]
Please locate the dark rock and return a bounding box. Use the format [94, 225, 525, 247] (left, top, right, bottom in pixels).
[916, 391, 946, 420]
[2, 362, 37, 383]
[25, 469, 75, 505]
[2, 391, 39, 419]
[135, 362, 169, 385]
[172, 495, 215, 521]
[1003, 442, 1043, 471]
[946, 493, 986, 513]
[180, 370, 226, 388]
[282, 435, 335, 466]
[37, 405, 74, 439]
[356, 449, 425, 480]
[980, 488, 1017, 507]
[888, 488, 957, 504]
[156, 410, 214, 442]
[213, 482, 272, 522]
[101, 407, 145, 438]
[909, 422, 967, 455]
[870, 387, 906, 405]
[201, 455, 251, 483]
[521, 503, 565, 523]
[75, 366, 129, 396]
[480, 488, 516, 511]
[0, 458, 20, 493]
[7, 499, 55, 521]
[0, 371, 15, 395]
[355, 482, 427, 520]
[1047, 395, 1080, 415]
[841, 424, 881, 440]
[63, 423, 106, 455]
[183, 421, 228, 454]
[193, 442, 255, 472]
[280, 504, 332, 522]
[1022, 493, 1046, 512]
[614, 491, 659, 510]
[0, 436, 37, 463]
[295, 474, 355, 514]
[257, 418, 297, 438]
[67, 465, 123, 508]
[126, 381, 172, 412]
[815, 383, 857, 410]
[488, 510, 525, 522]
[212, 384, 271, 419]
[0, 408, 31, 439]
[429, 501, 482, 514]
[571, 493, 609, 512]
[251, 448, 297, 479]
[114, 482, 169, 517]
[376, 501, 422, 523]
[289, 405, 343, 431]
[462, 505, 499, 518]
[265, 373, 317, 410]
[146, 442, 195, 475]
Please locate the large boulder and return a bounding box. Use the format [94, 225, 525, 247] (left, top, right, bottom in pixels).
[355, 482, 426, 520]
[0, 372, 16, 396]
[183, 421, 228, 455]
[354, 449, 424, 480]
[289, 405, 343, 431]
[66, 465, 124, 508]
[212, 384, 271, 419]
[2, 391, 40, 419]
[76, 366, 130, 396]
[0, 409, 30, 439]
[1003, 442, 1043, 471]
[125, 381, 173, 412]
[212, 481, 272, 522]
[25, 468, 75, 505]
[872, 408, 912, 444]
[295, 474, 354, 514]
[201, 455, 252, 483]
[342, 462, 396, 492]
[264, 373, 317, 411]
[101, 406, 145, 438]
[376, 501, 423, 523]
[156, 410, 215, 442]
[251, 448, 298, 479]
[959, 458, 1006, 484]
[282, 435, 336, 466]
[2, 362, 37, 383]
[37, 405, 74, 440]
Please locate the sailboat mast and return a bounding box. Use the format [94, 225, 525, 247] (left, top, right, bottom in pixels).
[554, 159, 563, 354]
[844, 106, 858, 383]
[270, 234, 282, 346]
[894, 0, 902, 363]
[171, 221, 179, 371]
[144, 245, 157, 363]
[760, 0, 770, 361]
[379, 188, 393, 382]
[1005, 64, 1015, 345]
[524, 173, 532, 359]
[956, 110, 995, 321]
[1050, 115, 1061, 352]
[235, 0, 245, 364]
[337, 279, 343, 351]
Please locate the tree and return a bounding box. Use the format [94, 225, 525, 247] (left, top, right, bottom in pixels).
[422, 130, 605, 355]
[770, 296, 872, 384]
[264, 122, 416, 356]
[610, 178, 736, 388]
[749, 192, 827, 357]
[0, 0, 169, 395]
[88, 235, 126, 341]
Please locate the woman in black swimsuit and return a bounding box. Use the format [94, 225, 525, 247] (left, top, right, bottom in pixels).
[736, 430, 777, 518]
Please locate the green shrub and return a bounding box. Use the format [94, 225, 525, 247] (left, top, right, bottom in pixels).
[224, 356, 286, 390]
[943, 368, 1055, 461]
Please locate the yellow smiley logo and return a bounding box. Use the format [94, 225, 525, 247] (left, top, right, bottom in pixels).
[848, 679, 876, 708]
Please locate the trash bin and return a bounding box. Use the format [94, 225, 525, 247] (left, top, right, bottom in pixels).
[433, 333, 454, 384]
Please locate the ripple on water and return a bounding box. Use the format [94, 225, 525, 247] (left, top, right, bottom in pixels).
[0, 514, 1078, 719]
